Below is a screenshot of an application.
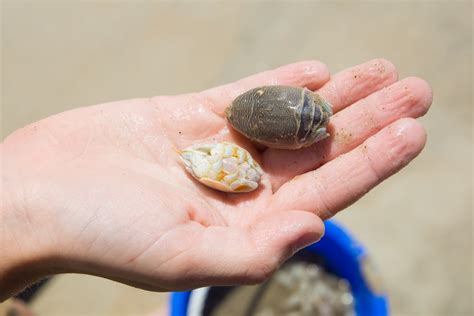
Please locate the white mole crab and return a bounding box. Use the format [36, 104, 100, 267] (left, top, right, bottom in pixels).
[180, 142, 263, 193]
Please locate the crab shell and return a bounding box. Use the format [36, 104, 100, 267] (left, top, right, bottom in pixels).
[225, 85, 333, 150]
[179, 142, 263, 193]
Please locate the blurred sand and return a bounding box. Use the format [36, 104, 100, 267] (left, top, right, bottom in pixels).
[1, 1, 472, 315]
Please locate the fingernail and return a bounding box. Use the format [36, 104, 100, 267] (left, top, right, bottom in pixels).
[293, 231, 324, 254]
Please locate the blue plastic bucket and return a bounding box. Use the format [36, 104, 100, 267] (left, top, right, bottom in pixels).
[170, 219, 389, 315]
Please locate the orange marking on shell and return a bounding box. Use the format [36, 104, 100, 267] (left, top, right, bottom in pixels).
[217, 171, 226, 181]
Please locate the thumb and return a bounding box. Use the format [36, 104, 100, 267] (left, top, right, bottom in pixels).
[249, 210, 325, 273]
[173, 210, 324, 289]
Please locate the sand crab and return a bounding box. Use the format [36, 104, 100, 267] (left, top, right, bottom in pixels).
[180, 142, 263, 193]
[225, 85, 333, 150]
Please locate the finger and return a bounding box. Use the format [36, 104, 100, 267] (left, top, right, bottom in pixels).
[264, 77, 433, 188]
[178, 211, 324, 287]
[249, 209, 324, 265]
[271, 118, 427, 219]
[317, 58, 398, 113]
[202, 60, 330, 115]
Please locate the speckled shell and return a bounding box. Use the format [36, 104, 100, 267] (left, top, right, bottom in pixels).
[180, 142, 263, 193]
[225, 86, 333, 149]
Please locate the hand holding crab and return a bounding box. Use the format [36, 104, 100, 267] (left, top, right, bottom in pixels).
[1, 59, 432, 300]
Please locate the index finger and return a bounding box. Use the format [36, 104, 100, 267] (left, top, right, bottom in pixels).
[201, 60, 330, 115]
[271, 118, 427, 219]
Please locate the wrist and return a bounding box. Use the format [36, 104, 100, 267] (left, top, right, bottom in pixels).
[0, 152, 58, 301]
[1, 192, 48, 301]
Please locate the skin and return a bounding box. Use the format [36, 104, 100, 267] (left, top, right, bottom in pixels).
[0, 58, 432, 301]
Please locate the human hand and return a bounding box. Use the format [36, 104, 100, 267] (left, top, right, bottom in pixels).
[1, 59, 432, 300]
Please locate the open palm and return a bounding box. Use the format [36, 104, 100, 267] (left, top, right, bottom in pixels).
[2, 59, 432, 293]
